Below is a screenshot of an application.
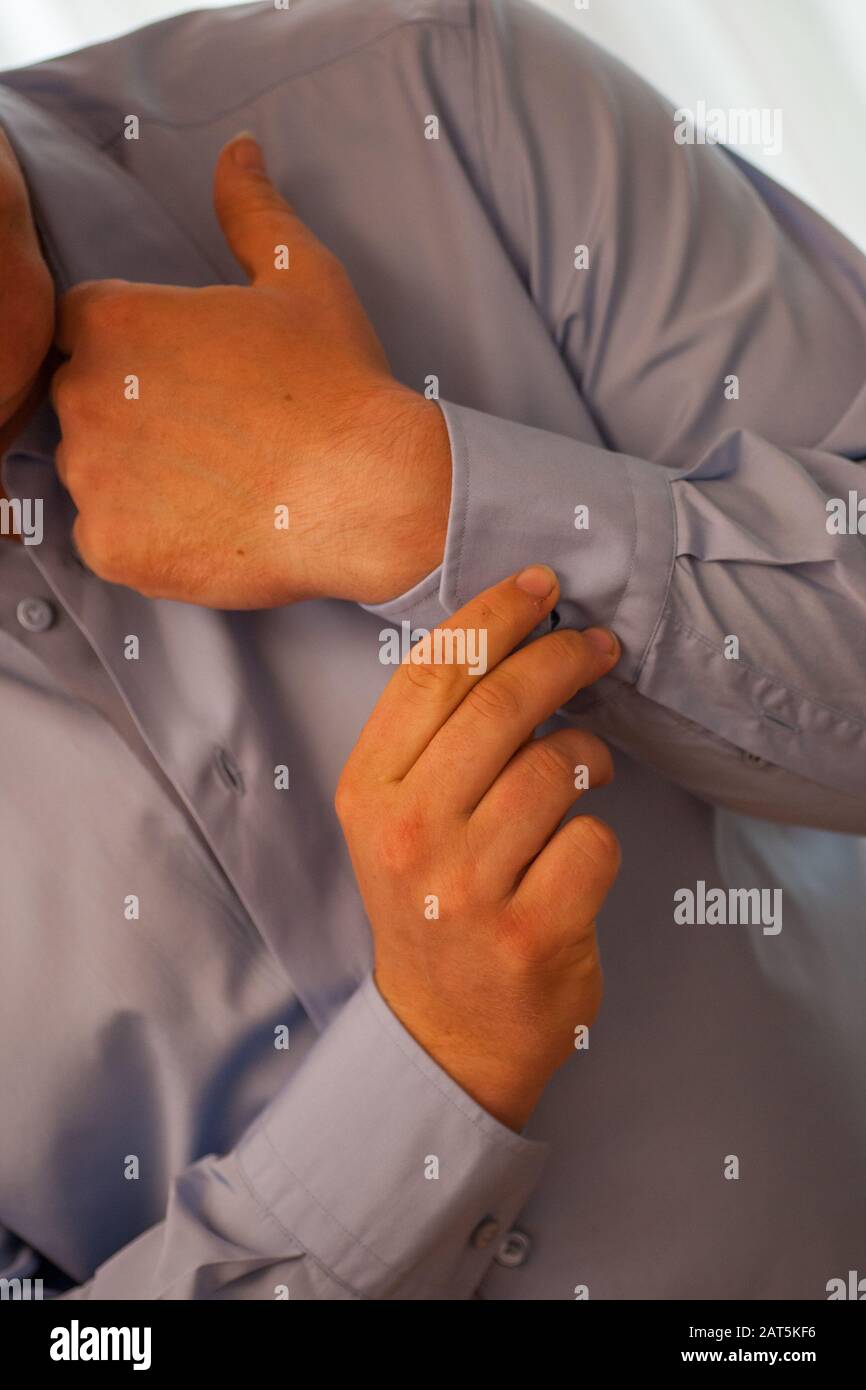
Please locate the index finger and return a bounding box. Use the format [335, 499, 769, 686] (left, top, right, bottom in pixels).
[351, 565, 561, 784]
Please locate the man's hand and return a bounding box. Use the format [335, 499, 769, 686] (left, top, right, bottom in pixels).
[0, 126, 54, 453]
[51, 134, 451, 606]
[335, 565, 622, 1132]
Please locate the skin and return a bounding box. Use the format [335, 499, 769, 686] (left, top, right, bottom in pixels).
[1, 131, 452, 586]
[50, 134, 453, 605]
[337, 566, 621, 1130]
[0, 126, 54, 476]
[0, 128, 622, 1132]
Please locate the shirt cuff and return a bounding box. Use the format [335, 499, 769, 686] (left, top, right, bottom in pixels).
[235, 974, 548, 1300]
[362, 398, 676, 683]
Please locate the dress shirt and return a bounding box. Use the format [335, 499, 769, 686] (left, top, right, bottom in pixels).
[0, 0, 864, 1299]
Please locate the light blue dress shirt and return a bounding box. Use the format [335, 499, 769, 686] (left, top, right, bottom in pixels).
[0, 0, 864, 1299]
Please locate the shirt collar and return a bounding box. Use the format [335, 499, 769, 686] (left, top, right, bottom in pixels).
[0, 82, 215, 294]
[0, 81, 218, 485]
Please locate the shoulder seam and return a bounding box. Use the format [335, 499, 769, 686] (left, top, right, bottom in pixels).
[93, 8, 473, 139]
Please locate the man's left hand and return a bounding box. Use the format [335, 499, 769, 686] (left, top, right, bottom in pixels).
[51, 133, 451, 607]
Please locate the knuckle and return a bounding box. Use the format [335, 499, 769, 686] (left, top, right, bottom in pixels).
[60, 446, 86, 492]
[333, 774, 359, 825]
[78, 283, 132, 333]
[62, 395, 101, 436]
[559, 931, 604, 998]
[465, 670, 522, 724]
[401, 656, 460, 699]
[524, 738, 575, 791]
[567, 731, 614, 786]
[443, 857, 480, 916]
[77, 526, 125, 585]
[374, 805, 428, 876]
[50, 371, 69, 412]
[497, 897, 548, 970]
[570, 815, 621, 876]
[315, 247, 352, 293]
[542, 627, 587, 674]
[51, 370, 80, 420]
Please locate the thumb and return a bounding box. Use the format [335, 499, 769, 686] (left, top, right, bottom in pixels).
[213, 132, 322, 286]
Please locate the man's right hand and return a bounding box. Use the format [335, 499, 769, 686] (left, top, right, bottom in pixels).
[336, 564, 622, 1132]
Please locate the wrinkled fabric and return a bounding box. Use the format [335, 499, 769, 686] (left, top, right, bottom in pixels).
[0, 0, 863, 1300]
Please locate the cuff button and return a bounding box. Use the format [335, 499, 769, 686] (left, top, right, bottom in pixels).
[494, 1229, 532, 1268]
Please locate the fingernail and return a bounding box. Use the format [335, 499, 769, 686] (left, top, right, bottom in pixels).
[583, 627, 618, 657]
[231, 133, 264, 170]
[515, 564, 557, 598]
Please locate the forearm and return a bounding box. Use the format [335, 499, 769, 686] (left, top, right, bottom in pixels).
[43, 978, 547, 1300]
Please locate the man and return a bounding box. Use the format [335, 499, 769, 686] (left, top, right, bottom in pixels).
[0, 0, 864, 1299]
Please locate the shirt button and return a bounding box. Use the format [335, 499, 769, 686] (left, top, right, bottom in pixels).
[16, 597, 56, 633]
[494, 1229, 532, 1268]
[470, 1217, 501, 1251]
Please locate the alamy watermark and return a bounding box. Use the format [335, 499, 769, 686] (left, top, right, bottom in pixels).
[674, 102, 783, 157]
[826, 492, 865, 534]
[0, 1276, 43, 1300]
[379, 621, 488, 676]
[0, 497, 42, 545]
[50, 1320, 151, 1371]
[674, 880, 782, 935]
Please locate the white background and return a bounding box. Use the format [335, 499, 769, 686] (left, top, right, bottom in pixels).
[0, 0, 864, 248]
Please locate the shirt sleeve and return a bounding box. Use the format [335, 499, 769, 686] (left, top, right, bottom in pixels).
[365, 0, 866, 831]
[45, 976, 546, 1301]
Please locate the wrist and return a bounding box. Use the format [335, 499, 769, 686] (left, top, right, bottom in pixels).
[261, 381, 452, 608]
[428, 1050, 547, 1132]
[355, 385, 452, 603]
[376, 975, 548, 1132]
